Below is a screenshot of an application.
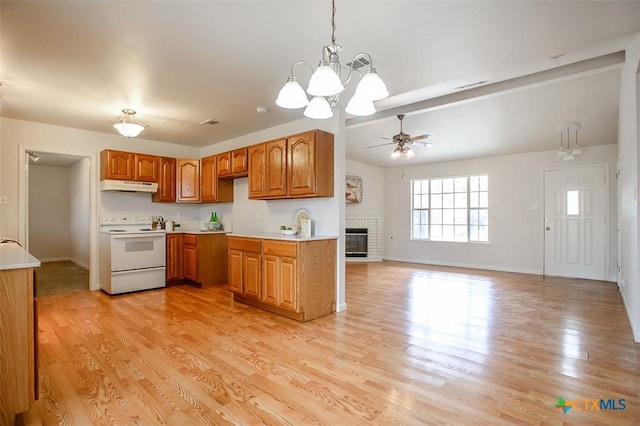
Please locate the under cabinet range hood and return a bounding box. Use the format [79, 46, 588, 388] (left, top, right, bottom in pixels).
[100, 180, 158, 193]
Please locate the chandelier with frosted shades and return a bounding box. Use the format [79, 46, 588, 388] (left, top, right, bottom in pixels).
[556, 122, 582, 161]
[275, 0, 389, 119]
[114, 109, 147, 138]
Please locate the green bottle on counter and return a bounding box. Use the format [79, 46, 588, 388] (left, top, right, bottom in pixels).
[210, 212, 218, 222]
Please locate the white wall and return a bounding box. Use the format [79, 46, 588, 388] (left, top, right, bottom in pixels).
[617, 35, 640, 342]
[383, 144, 618, 278]
[69, 158, 91, 269]
[345, 159, 385, 218]
[28, 165, 70, 260]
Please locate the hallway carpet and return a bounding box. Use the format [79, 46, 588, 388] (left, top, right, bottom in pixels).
[36, 261, 89, 296]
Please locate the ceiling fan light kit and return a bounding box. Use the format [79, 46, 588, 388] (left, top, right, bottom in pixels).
[275, 0, 388, 119]
[556, 121, 582, 161]
[114, 108, 147, 138]
[368, 114, 432, 160]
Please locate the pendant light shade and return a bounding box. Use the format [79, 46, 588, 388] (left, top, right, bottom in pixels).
[306, 64, 345, 97]
[345, 95, 375, 116]
[304, 96, 333, 119]
[276, 77, 309, 109]
[114, 109, 147, 138]
[354, 68, 389, 101]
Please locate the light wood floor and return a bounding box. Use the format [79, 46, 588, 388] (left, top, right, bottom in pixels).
[34, 261, 639, 425]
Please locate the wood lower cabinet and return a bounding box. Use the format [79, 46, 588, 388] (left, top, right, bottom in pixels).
[228, 237, 261, 299]
[165, 233, 183, 281]
[177, 159, 201, 202]
[152, 157, 177, 203]
[181, 233, 228, 286]
[0, 267, 38, 425]
[228, 236, 336, 321]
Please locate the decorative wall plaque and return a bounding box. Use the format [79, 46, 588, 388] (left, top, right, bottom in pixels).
[345, 175, 363, 204]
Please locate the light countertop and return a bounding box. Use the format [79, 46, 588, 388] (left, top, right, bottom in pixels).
[227, 232, 338, 241]
[0, 242, 41, 270]
[166, 229, 229, 235]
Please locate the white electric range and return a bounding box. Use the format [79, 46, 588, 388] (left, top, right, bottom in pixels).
[99, 215, 166, 294]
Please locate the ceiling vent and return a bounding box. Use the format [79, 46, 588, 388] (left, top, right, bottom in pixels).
[346, 57, 370, 70]
[199, 118, 221, 126]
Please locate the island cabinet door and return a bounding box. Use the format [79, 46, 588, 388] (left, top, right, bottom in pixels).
[262, 255, 279, 306]
[243, 252, 261, 300]
[278, 256, 298, 312]
[228, 249, 244, 294]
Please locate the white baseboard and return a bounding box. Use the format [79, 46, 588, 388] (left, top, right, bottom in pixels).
[40, 256, 71, 263]
[619, 288, 640, 343]
[345, 257, 382, 263]
[336, 303, 347, 312]
[70, 258, 90, 270]
[381, 256, 542, 276]
[40, 256, 89, 271]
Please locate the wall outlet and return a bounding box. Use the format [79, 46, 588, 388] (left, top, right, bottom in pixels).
[0, 195, 7, 205]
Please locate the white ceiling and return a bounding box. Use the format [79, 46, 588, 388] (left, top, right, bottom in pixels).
[2, 1, 639, 168]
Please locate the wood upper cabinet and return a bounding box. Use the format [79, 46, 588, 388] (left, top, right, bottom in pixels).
[202, 155, 234, 203]
[248, 130, 334, 200]
[201, 155, 218, 203]
[152, 157, 177, 203]
[217, 148, 248, 178]
[177, 159, 200, 202]
[265, 138, 288, 197]
[248, 139, 287, 199]
[166, 233, 183, 281]
[101, 149, 134, 180]
[248, 143, 266, 198]
[101, 149, 160, 183]
[288, 130, 333, 197]
[134, 153, 159, 182]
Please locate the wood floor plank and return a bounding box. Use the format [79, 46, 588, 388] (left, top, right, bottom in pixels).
[32, 261, 640, 425]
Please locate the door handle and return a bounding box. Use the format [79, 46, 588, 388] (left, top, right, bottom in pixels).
[545, 226, 550, 231]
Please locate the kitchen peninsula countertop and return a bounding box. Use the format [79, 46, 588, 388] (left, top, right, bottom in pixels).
[228, 232, 338, 241]
[0, 241, 41, 270]
[165, 229, 229, 235]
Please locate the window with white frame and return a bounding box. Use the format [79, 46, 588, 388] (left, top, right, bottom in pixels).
[411, 175, 488, 242]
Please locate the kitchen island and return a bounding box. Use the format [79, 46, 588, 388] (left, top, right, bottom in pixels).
[227, 233, 337, 322]
[0, 242, 40, 425]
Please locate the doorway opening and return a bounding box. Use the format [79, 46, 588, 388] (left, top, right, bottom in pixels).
[24, 150, 93, 294]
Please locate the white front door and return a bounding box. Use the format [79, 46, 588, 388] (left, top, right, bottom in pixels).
[544, 166, 607, 280]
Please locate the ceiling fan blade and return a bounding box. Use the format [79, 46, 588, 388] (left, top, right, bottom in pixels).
[414, 141, 435, 148]
[380, 136, 392, 140]
[367, 142, 396, 149]
[411, 134, 432, 141]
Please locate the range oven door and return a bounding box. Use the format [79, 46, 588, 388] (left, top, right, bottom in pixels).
[110, 233, 166, 271]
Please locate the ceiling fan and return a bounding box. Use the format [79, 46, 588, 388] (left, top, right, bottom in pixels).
[367, 114, 433, 159]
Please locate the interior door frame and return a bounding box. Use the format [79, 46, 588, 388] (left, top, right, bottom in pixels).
[18, 145, 100, 291]
[542, 163, 611, 280]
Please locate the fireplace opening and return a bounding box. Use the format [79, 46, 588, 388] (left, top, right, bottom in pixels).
[346, 228, 368, 257]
